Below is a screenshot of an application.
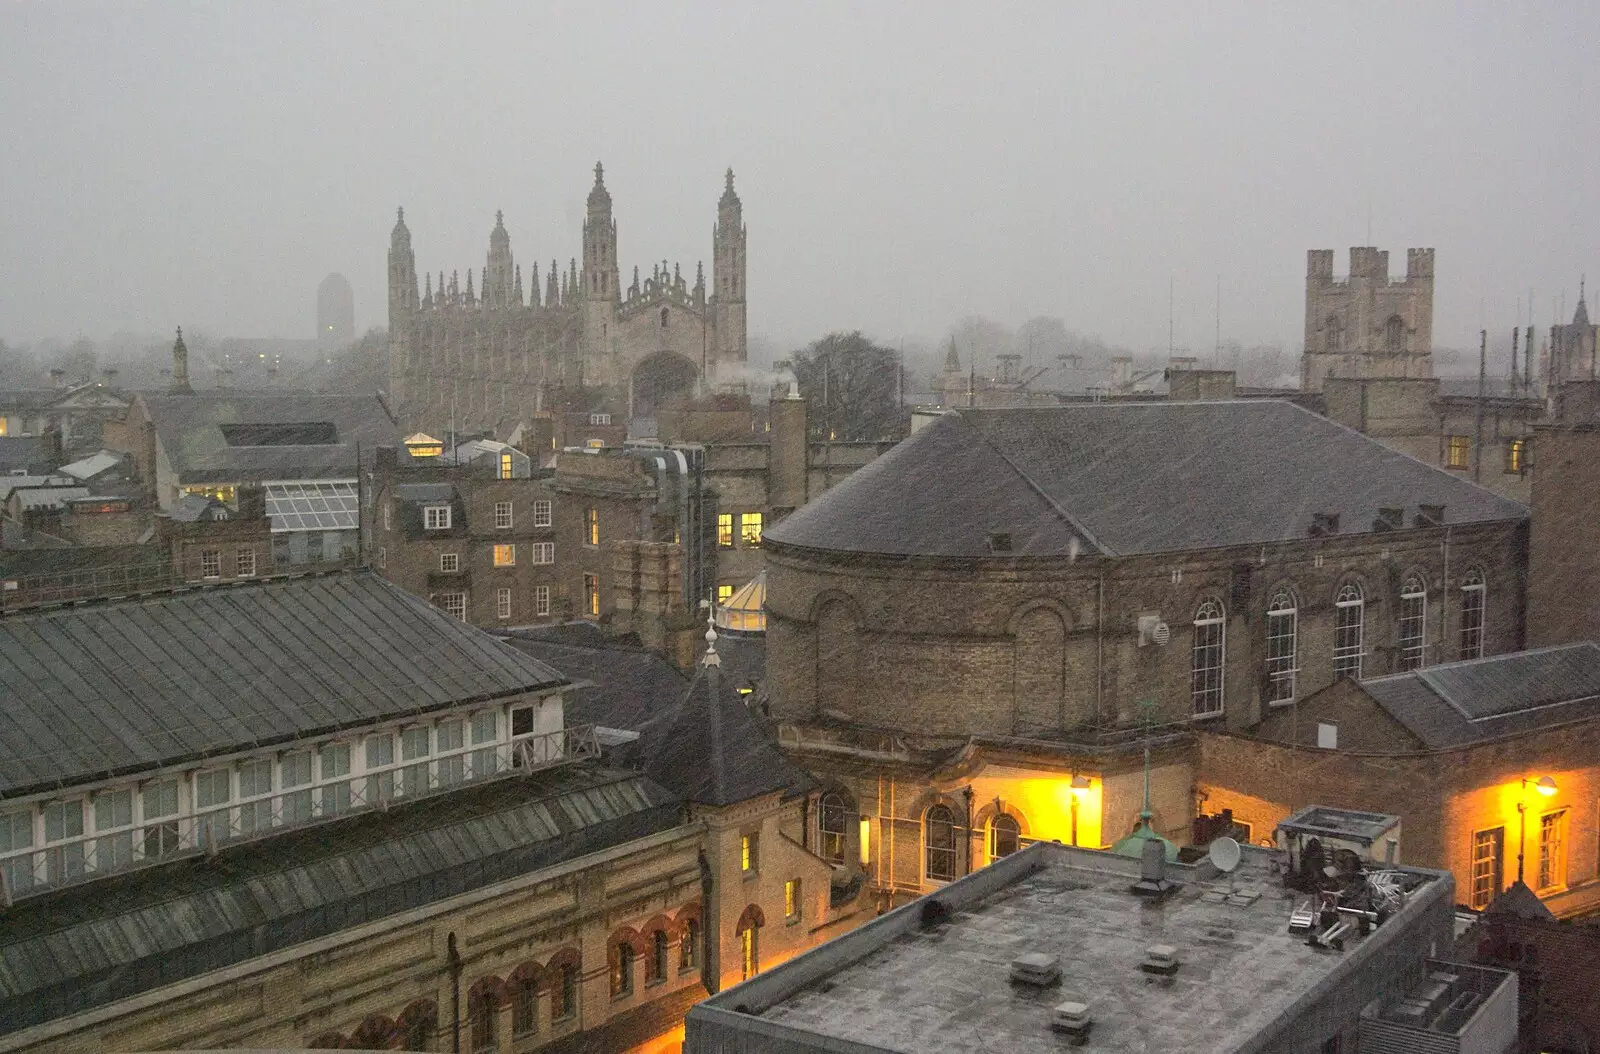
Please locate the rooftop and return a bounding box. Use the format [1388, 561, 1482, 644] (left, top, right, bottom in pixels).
[0, 569, 567, 797]
[690, 841, 1449, 1054]
[765, 401, 1527, 559]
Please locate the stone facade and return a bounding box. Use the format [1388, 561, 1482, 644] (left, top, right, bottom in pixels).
[387, 165, 748, 436]
[1527, 383, 1600, 648]
[1302, 246, 1434, 392]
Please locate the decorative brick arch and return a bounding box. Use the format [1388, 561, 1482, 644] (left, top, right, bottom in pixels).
[466, 974, 507, 1010]
[1006, 597, 1074, 636]
[971, 798, 1030, 840]
[640, 913, 674, 942]
[672, 901, 702, 938]
[307, 1031, 346, 1050]
[396, 999, 438, 1044]
[543, 945, 582, 986]
[735, 903, 766, 933]
[607, 924, 645, 955]
[508, 959, 545, 991]
[349, 1014, 397, 1049]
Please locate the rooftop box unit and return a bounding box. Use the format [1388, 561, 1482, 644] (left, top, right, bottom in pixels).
[1050, 1001, 1092, 1045]
[1009, 952, 1061, 987]
[1140, 944, 1180, 976]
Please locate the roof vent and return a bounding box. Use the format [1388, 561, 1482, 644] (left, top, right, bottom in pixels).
[1050, 1001, 1092, 1044]
[1309, 511, 1341, 537]
[1140, 944, 1180, 975]
[1414, 503, 1446, 528]
[1373, 507, 1405, 532]
[1138, 614, 1171, 647]
[1009, 952, 1062, 987]
[988, 531, 1013, 553]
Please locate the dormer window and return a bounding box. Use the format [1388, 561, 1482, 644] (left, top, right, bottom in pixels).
[424, 505, 451, 530]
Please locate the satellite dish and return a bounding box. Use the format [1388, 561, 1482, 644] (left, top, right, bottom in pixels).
[1208, 836, 1242, 874]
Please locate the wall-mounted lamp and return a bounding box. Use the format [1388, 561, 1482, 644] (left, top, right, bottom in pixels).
[858, 816, 871, 867]
[1516, 775, 1559, 885]
[1070, 775, 1093, 792]
[1532, 775, 1557, 797]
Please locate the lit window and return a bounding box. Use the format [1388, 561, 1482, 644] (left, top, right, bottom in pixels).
[494, 501, 513, 529]
[236, 547, 256, 577]
[989, 814, 1021, 860]
[92, 789, 133, 871]
[1191, 597, 1226, 718]
[680, 919, 699, 971]
[741, 832, 758, 873]
[740, 512, 763, 548]
[584, 573, 600, 616]
[1333, 584, 1364, 679]
[1505, 438, 1526, 474]
[717, 513, 734, 549]
[201, 549, 221, 579]
[585, 507, 599, 546]
[1397, 574, 1426, 671]
[1265, 592, 1297, 705]
[611, 942, 635, 997]
[497, 587, 512, 620]
[493, 544, 516, 567]
[534, 584, 551, 617]
[440, 552, 460, 573]
[499, 451, 513, 479]
[424, 504, 452, 530]
[141, 780, 180, 858]
[785, 878, 801, 922]
[1470, 827, 1504, 909]
[819, 791, 849, 865]
[533, 499, 552, 527]
[1538, 810, 1567, 892]
[1460, 570, 1486, 660]
[924, 805, 957, 881]
[1446, 435, 1471, 470]
[717, 583, 734, 605]
[739, 918, 760, 980]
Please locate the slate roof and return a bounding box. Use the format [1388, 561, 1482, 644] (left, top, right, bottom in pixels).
[0, 767, 681, 1035]
[1485, 880, 1557, 922]
[640, 648, 812, 807]
[500, 627, 689, 733]
[0, 570, 568, 798]
[140, 392, 399, 483]
[1358, 642, 1600, 749]
[0, 437, 44, 474]
[765, 402, 1528, 559]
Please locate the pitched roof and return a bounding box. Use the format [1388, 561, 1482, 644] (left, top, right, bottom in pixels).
[640, 648, 812, 807]
[0, 570, 568, 797]
[139, 391, 398, 483]
[0, 437, 44, 474]
[500, 628, 689, 733]
[765, 402, 1528, 559]
[0, 767, 680, 1035]
[1357, 642, 1600, 749]
[1485, 880, 1557, 922]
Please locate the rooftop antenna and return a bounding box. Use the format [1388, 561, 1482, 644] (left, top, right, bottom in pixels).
[1208, 835, 1242, 896]
[1168, 277, 1175, 358]
[1214, 275, 1222, 363]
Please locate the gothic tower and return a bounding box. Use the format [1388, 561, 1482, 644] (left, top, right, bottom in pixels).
[712, 168, 748, 376]
[387, 207, 417, 409]
[1301, 246, 1433, 392]
[581, 162, 621, 385]
[485, 210, 515, 310]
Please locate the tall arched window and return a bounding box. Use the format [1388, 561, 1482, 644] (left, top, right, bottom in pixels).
[647, 929, 669, 984]
[1191, 598, 1226, 718]
[469, 993, 497, 1053]
[610, 942, 635, 997]
[681, 917, 700, 971]
[1460, 570, 1486, 659]
[1325, 315, 1342, 353]
[1398, 573, 1427, 671]
[989, 814, 1021, 860]
[511, 976, 537, 1037]
[924, 804, 958, 881]
[1265, 591, 1297, 705]
[1333, 583, 1365, 679]
[736, 906, 764, 980]
[819, 791, 850, 865]
[1385, 314, 1405, 353]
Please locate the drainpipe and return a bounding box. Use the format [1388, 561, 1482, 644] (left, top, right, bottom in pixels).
[962, 785, 975, 877]
[447, 931, 462, 1054]
[698, 848, 719, 995]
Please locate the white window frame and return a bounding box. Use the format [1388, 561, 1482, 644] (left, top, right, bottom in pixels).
[533, 500, 552, 528]
[1460, 570, 1486, 660]
[236, 547, 257, 578]
[424, 504, 452, 530]
[92, 788, 134, 872]
[1397, 573, 1427, 671]
[1190, 597, 1226, 719]
[1265, 592, 1297, 706]
[1333, 583, 1364, 680]
[436, 592, 467, 621]
[236, 757, 274, 836]
[534, 585, 551, 617]
[200, 549, 221, 580]
[1537, 809, 1567, 892]
[440, 552, 460, 573]
[494, 501, 513, 530]
[532, 542, 554, 565]
[497, 587, 512, 620]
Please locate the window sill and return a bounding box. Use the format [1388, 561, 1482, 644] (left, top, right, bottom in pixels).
[645, 977, 666, 989]
[743, 870, 759, 881]
[678, 965, 699, 976]
[610, 991, 633, 1003]
[786, 916, 801, 927]
[1266, 699, 1298, 708]
[1190, 711, 1225, 722]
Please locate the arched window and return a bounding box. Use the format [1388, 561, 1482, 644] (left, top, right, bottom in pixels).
[1333, 583, 1365, 679]
[681, 917, 700, 971]
[610, 942, 635, 997]
[398, 1000, 438, 1051]
[989, 814, 1021, 860]
[511, 977, 537, 1037]
[924, 804, 958, 881]
[1191, 598, 1226, 718]
[1398, 573, 1427, 671]
[736, 906, 764, 980]
[1325, 315, 1342, 353]
[1265, 591, 1297, 705]
[1385, 314, 1405, 353]
[660, 307, 669, 329]
[1460, 569, 1486, 660]
[819, 791, 850, 865]
[551, 962, 579, 1021]
[469, 994, 497, 1053]
[647, 929, 669, 984]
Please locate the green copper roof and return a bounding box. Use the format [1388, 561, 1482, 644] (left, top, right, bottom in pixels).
[1111, 817, 1179, 862]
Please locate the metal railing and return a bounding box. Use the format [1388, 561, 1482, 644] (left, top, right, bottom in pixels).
[0, 725, 600, 904]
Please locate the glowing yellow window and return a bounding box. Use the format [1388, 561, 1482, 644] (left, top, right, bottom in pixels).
[717, 513, 734, 549]
[740, 512, 763, 548]
[584, 573, 600, 616]
[492, 544, 516, 567]
[740, 924, 758, 980]
[1504, 438, 1525, 474]
[1446, 435, 1471, 469]
[585, 507, 599, 547]
[718, 584, 735, 605]
[740, 832, 758, 873]
[784, 878, 800, 922]
[498, 451, 513, 479]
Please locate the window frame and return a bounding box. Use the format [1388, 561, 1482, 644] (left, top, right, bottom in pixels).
[989, 813, 1022, 860]
[533, 499, 552, 527]
[741, 831, 759, 874]
[1397, 573, 1427, 672]
[1190, 597, 1226, 719]
[496, 587, 512, 621]
[583, 573, 600, 617]
[492, 543, 516, 567]
[1470, 826, 1505, 910]
[423, 504, 452, 530]
[236, 547, 257, 578]
[436, 592, 467, 621]
[439, 552, 460, 573]
[819, 791, 848, 865]
[1459, 569, 1486, 660]
[717, 512, 734, 549]
[610, 942, 635, 998]
[924, 804, 958, 882]
[200, 549, 221, 580]
[1537, 809, 1568, 893]
[1446, 435, 1471, 470]
[534, 584, 551, 617]
[584, 507, 599, 547]
[784, 878, 802, 923]
[532, 541, 554, 565]
[1332, 583, 1365, 680]
[740, 511, 764, 548]
[494, 500, 513, 529]
[1265, 591, 1298, 706]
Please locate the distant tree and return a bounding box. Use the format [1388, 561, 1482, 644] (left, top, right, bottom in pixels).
[58, 338, 97, 385]
[947, 316, 1014, 373]
[789, 331, 905, 442]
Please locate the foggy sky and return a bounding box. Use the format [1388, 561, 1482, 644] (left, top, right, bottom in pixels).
[2, 2, 1597, 358]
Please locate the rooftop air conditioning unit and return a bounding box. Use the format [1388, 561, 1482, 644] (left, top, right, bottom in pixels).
[1051, 1001, 1092, 1044]
[1140, 944, 1180, 975]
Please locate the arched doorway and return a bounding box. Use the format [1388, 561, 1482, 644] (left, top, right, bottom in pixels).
[631, 351, 700, 421]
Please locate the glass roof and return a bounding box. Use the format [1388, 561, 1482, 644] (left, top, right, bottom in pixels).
[714, 571, 766, 634]
[265, 481, 359, 533]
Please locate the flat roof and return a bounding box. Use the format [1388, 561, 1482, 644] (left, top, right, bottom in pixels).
[691, 842, 1446, 1054]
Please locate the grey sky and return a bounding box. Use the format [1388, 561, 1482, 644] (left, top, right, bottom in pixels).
[2, 2, 1596, 357]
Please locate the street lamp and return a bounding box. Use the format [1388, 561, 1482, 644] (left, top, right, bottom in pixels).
[1516, 775, 1558, 884]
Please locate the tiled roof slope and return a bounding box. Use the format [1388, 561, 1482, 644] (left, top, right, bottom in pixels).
[500, 628, 689, 733]
[140, 392, 398, 482]
[0, 570, 567, 797]
[1360, 642, 1600, 749]
[766, 402, 1527, 558]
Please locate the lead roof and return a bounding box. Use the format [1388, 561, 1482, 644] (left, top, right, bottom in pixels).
[765, 402, 1528, 559]
[0, 570, 567, 798]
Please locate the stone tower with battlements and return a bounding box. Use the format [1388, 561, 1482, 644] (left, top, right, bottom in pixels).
[386, 164, 749, 435]
[1302, 247, 1434, 393]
